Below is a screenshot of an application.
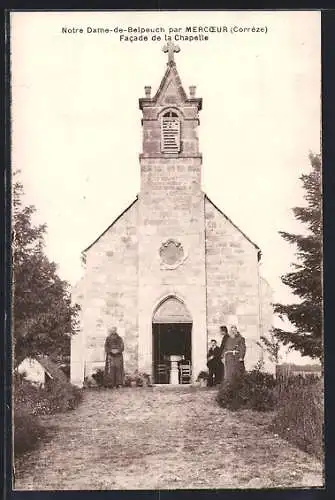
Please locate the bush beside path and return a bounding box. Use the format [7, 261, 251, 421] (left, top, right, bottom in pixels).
[14, 387, 323, 490]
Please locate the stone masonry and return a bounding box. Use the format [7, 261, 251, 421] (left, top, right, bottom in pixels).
[71, 201, 139, 384]
[70, 45, 273, 387]
[205, 197, 262, 369]
[137, 58, 207, 378]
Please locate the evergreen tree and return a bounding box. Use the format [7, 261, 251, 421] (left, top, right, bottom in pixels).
[274, 153, 322, 360]
[12, 173, 80, 365]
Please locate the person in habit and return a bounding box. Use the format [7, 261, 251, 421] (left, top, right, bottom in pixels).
[220, 325, 246, 387]
[104, 327, 125, 388]
[218, 325, 229, 381]
[206, 339, 222, 387]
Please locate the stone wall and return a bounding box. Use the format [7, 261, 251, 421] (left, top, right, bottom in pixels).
[71, 59, 270, 385]
[140, 62, 200, 158]
[205, 197, 262, 370]
[141, 107, 200, 157]
[76, 201, 139, 380]
[138, 68, 207, 381]
[138, 156, 207, 380]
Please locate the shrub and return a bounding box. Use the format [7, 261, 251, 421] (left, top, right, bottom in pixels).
[43, 381, 83, 412]
[216, 368, 324, 459]
[245, 369, 277, 389]
[14, 410, 47, 456]
[217, 380, 244, 411]
[59, 364, 70, 379]
[271, 377, 323, 459]
[242, 370, 277, 412]
[14, 376, 83, 457]
[217, 369, 277, 412]
[14, 374, 83, 416]
[91, 368, 105, 387]
[15, 377, 45, 414]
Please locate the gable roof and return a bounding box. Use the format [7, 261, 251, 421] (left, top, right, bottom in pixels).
[83, 197, 138, 254]
[205, 194, 261, 260]
[81, 194, 261, 260]
[35, 355, 68, 384]
[139, 61, 202, 111]
[154, 61, 188, 102]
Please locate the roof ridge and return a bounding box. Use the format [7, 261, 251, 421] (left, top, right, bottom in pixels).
[205, 194, 261, 256]
[83, 197, 138, 254]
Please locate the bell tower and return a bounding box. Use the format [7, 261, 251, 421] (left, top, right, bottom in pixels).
[137, 44, 207, 381]
[139, 41, 202, 186]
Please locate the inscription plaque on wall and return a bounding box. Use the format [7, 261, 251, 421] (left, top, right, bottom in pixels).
[159, 239, 186, 269]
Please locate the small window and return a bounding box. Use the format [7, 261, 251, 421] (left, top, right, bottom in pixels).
[161, 111, 180, 153]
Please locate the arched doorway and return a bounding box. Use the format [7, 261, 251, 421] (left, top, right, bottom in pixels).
[152, 296, 192, 384]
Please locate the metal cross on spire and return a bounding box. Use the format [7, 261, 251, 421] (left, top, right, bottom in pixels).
[162, 41, 180, 64]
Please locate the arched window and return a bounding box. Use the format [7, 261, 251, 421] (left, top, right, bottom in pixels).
[161, 110, 180, 153]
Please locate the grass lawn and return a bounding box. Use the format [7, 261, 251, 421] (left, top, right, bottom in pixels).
[14, 387, 324, 490]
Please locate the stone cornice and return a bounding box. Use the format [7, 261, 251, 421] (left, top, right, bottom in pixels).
[139, 153, 202, 162]
[139, 97, 202, 111]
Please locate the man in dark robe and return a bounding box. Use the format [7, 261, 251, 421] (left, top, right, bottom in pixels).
[221, 325, 246, 386]
[219, 325, 247, 409]
[218, 325, 229, 381]
[104, 327, 125, 388]
[207, 340, 221, 386]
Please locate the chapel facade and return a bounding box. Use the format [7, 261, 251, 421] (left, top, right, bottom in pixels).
[71, 44, 273, 387]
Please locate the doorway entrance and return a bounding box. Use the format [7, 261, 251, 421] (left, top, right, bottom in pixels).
[152, 297, 192, 384]
[152, 323, 192, 383]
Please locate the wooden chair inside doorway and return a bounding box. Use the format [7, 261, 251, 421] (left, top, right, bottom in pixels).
[156, 362, 170, 384]
[179, 360, 192, 384]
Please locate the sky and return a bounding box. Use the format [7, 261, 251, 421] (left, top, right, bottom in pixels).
[11, 11, 321, 363]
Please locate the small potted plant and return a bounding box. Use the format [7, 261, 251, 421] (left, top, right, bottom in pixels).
[123, 373, 131, 387]
[124, 371, 152, 387]
[136, 372, 152, 387]
[89, 369, 105, 388]
[124, 373, 137, 387]
[197, 370, 209, 387]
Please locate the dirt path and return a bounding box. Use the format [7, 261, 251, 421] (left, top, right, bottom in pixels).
[14, 387, 323, 490]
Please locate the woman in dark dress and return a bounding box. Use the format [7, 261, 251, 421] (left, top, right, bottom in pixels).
[104, 327, 125, 388]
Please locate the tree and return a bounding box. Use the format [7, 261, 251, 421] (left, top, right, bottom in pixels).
[273, 153, 322, 360]
[12, 173, 80, 365]
[257, 329, 281, 365]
